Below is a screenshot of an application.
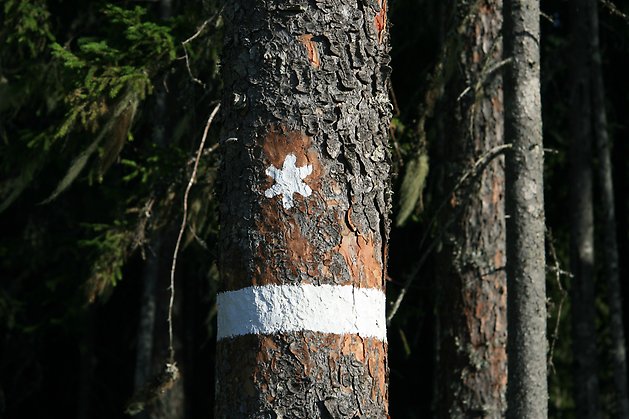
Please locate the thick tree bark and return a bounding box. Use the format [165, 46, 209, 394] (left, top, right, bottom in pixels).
[589, 1, 629, 417]
[503, 1, 548, 418]
[569, 2, 600, 418]
[435, 1, 507, 417]
[216, 0, 391, 417]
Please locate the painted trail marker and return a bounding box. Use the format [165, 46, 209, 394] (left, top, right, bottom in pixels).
[264, 153, 313, 209]
[217, 284, 387, 341]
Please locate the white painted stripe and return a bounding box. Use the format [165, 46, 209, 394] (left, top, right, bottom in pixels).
[217, 284, 387, 342]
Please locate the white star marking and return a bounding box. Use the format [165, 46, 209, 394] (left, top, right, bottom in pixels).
[264, 154, 313, 209]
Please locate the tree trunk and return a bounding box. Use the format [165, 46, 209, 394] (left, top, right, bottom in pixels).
[434, 1, 507, 417]
[150, 264, 185, 419]
[216, 0, 392, 417]
[133, 0, 185, 412]
[589, 0, 629, 417]
[133, 238, 160, 419]
[503, 0, 548, 418]
[132, 236, 186, 419]
[77, 309, 95, 419]
[569, 2, 600, 418]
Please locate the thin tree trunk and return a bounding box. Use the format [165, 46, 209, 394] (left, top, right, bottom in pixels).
[77, 309, 94, 419]
[150, 256, 185, 419]
[590, 1, 629, 417]
[503, 0, 548, 418]
[435, 1, 507, 417]
[216, 0, 391, 417]
[133, 2, 185, 415]
[134, 238, 163, 391]
[569, 2, 600, 418]
[133, 238, 160, 419]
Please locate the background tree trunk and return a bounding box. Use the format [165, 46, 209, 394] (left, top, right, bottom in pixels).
[503, 0, 548, 417]
[216, 0, 392, 417]
[569, 2, 600, 418]
[133, 2, 185, 414]
[589, 0, 629, 416]
[133, 239, 160, 419]
[434, 1, 507, 417]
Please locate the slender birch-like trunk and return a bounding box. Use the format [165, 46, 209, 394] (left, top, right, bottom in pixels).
[503, 0, 548, 417]
[216, 0, 392, 417]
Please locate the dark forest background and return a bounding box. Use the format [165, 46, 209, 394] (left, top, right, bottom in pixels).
[1, 0, 628, 417]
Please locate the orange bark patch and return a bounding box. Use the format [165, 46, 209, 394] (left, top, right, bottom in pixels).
[494, 248, 504, 270]
[491, 93, 503, 113]
[299, 34, 320, 69]
[374, 0, 387, 44]
[285, 218, 318, 275]
[246, 125, 326, 288]
[337, 228, 384, 289]
[340, 334, 366, 363]
[491, 170, 503, 206]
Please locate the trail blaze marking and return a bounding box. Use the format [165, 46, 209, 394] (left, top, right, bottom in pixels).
[217, 284, 387, 341]
[264, 153, 313, 209]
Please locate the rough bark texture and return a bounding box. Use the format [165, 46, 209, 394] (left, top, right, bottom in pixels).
[569, 2, 600, 418]
[435, 1, 507, 417]
[590, 1, 629, 417]
[217, 0, 391, 417]
[503, 0, 548, 418]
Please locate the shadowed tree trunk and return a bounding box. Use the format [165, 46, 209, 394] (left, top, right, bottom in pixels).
[589, 0, 629, 416]
[503, 0, 548, 418]
[434, 1, 507, 417]
[216, 0, 392, 417]
[133, 238, 160, 419]
[77, 309, 95, 419]
[569, 1, 600, 418]
[132, 3, 185, 417]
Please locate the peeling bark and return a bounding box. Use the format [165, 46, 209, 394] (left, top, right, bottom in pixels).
[217, 0, 391, 417]
[504, 0, 548, 418]
[434, 1, 507, 417]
